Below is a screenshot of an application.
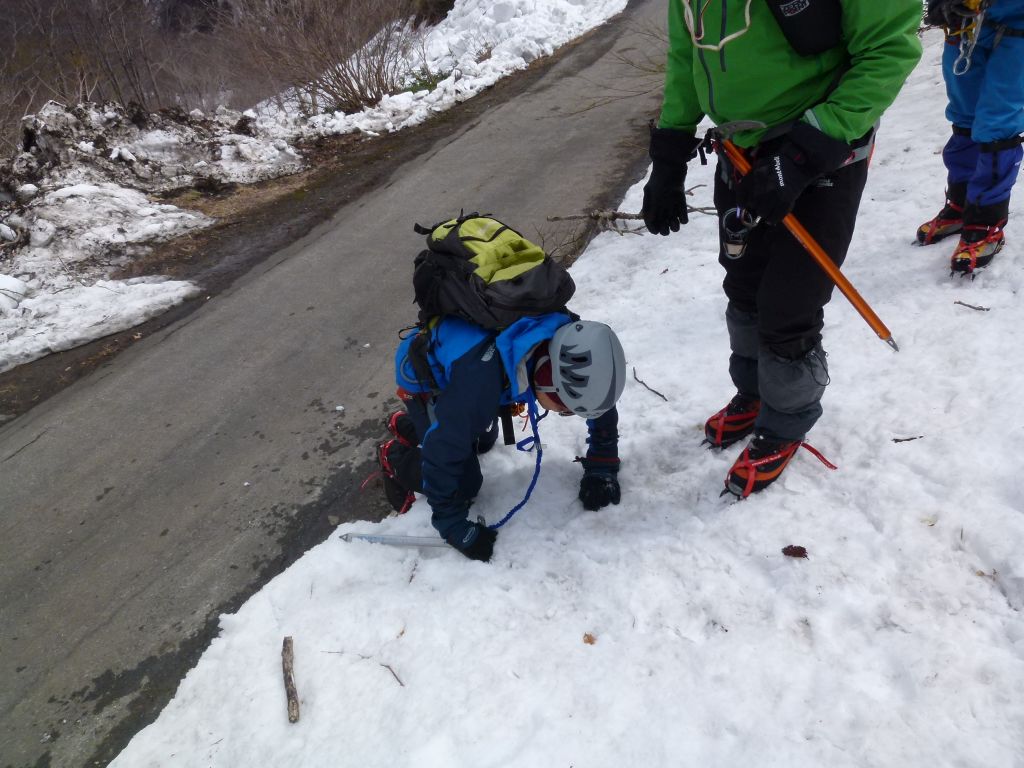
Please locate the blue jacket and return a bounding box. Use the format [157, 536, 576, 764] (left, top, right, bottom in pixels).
[942, 0, 1024, 144]
[985, 0, 1024, 24]
[395, 314, 619, 542]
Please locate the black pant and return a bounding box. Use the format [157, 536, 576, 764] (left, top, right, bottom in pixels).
[714, 155, 868, 357]
[713, 154, 868, 439]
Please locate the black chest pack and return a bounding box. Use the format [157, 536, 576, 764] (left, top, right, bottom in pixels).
[764, 0, 844, 56]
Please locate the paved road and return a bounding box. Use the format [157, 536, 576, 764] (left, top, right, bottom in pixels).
[0, 2, 665, 764]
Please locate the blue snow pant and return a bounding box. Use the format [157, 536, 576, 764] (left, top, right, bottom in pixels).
[941, 23, 1024, 210]
[387, 395, 499, 507]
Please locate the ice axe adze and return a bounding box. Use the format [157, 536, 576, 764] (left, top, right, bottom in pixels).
[707, 121, 899, 352]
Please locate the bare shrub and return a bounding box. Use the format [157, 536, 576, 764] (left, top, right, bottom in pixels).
[1, 0, 436, 156]
[225, 0, 423, 115]
[29, 0, 167, 109]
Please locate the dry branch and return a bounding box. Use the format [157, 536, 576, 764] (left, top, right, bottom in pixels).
[632, 367, 668, 402]
[954, 300, 990, 312]
[282, 636, 300, 723]
[381, 663, 405, 687]
[548, 190, 717, 235]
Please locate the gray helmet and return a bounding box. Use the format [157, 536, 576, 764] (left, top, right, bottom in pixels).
[544, 320, 626, 418]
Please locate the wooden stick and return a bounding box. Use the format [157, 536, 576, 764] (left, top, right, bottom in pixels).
[282, 636, 300, 723]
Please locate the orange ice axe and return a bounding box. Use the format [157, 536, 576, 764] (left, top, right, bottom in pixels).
[711, 123, 898, 353]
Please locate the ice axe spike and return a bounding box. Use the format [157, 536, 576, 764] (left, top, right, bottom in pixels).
[341, 532, 449, 548]
[706, 122, 899, 352]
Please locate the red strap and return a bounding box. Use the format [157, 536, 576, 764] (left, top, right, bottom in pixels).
[799, 441, 838, 470]
[733, 441, 837, 497]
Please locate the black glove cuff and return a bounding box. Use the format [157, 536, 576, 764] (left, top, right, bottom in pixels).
[787, 121, 853, 173]
[447, 522, 496, 562]
[649, 126, 701, 167]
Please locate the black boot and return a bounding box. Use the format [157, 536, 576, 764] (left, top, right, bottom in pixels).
[917, 181, 966, 245]
[704, 392, 761, 448]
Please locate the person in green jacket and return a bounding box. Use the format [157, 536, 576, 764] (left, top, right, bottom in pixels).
[642, 0, 922, 498]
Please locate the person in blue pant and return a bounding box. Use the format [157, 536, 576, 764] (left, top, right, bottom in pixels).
[918, 0, 1024, 274]
[373, 314, 626, 562]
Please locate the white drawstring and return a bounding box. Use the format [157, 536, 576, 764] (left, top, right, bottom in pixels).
[680, 0, 754, 52]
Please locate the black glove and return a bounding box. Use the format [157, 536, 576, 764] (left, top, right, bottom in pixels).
[642, 127, 701, 236]
[578, 473, 621, 511]
[446, 521, 497, 562]
[735, 122, 852, 225]
[924, 0, 979, 27]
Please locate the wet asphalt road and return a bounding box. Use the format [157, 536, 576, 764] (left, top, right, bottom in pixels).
[0, 2, 665, 765]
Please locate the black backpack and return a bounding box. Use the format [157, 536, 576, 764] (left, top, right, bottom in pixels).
[411, 213, 575, 330]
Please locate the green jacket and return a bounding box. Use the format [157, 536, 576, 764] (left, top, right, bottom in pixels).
[659, 0, 923, 147]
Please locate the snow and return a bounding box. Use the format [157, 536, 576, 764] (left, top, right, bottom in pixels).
[0, 183, 205, 372]
[108, 32, 1024, 768]
[0, 0, 627, 375]
[306, 0, 629, 137]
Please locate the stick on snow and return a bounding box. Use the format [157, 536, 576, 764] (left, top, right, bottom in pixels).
[282, 636, 300, 724]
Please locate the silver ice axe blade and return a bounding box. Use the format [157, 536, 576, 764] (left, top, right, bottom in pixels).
[340, 532, 449, 548]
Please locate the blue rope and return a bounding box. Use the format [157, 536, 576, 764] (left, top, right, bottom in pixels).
[489, 399, 543, 530]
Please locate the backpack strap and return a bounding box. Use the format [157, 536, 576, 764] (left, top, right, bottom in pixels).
[412, 210, 483, 237]
[763, 0, 843, 57]
[407, 325, 441, 396]
[498, 405, 516, 446]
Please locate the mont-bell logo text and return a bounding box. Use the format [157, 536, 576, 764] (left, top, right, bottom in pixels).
[774, 156, 785, 187]
[780, 0, 810, 16]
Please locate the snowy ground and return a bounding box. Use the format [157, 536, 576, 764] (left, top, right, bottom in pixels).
[108, 32, 1024, 768]
[0, 0, 627, 374]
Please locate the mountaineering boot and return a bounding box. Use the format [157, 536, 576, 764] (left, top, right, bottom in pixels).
[385, 410, 417, 447]
[917, 183, 966, 245]
[704, 393, 761, 448]
[917, 200, 964, 244]
[950, 200, 1009, 274]
[724, 432, 836, 498]
[374, 439, 416, 513]
[951, 224, 1005, 273]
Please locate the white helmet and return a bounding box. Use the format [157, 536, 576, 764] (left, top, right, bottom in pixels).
[541, 320, 626, 418]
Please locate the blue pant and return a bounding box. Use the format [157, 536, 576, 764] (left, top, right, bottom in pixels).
[942, 24, 1024, 206]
